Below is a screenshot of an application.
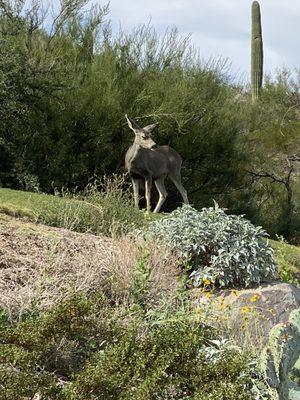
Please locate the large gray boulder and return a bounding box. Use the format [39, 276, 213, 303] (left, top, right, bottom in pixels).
[194, 281, 300, 346]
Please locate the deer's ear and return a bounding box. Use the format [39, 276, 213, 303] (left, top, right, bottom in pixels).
[143, 123, 158, 133]
[125, 115, 140, 131]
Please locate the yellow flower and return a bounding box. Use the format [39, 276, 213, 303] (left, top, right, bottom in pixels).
[250, 294, 260, 303]
[203, 278, 211, 286]
[241, 306, 251, 314]
[231, 289, 239, 296]
[204, 292, 212, 299]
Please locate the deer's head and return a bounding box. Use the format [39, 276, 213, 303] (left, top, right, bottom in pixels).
[125, 115, 158, 150]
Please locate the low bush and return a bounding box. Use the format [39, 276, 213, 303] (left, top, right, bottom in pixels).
[0, 293, 130, 399]
[143, 204, 277, 288]
[66, 319, 250, 400]
[0, 292, 253, 400]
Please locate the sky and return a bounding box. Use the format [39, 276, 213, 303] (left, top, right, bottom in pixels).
[106, 0, 299, 83]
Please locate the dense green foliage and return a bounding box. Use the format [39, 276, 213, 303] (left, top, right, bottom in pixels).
[0, 292, 253, 399]
[240, 108, 300, 240]
[0, 0, 299, 240]
[143, 204, 276, 288]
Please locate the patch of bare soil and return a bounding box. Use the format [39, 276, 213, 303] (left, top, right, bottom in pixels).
[0, 214, 179, 321]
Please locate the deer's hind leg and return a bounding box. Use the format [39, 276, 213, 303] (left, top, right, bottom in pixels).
[154, 176, 168, 213]
[169, 173, 189, 204]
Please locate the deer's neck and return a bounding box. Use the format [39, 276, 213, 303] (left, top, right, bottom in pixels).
[126, 142, 147, 177]
[130, 142, 141, 161]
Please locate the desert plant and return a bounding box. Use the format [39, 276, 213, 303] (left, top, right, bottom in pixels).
[64, 312, 251, 400]
[259, 309, 300, 400]
[0, 291, 254, 400]
[143, 204, 277, 288]
[130, 252, 151, 310]
[0, 292, 126, 399]
[251, 1, 264, 103]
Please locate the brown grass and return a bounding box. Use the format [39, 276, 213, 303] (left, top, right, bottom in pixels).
[0, 214, 179, 321]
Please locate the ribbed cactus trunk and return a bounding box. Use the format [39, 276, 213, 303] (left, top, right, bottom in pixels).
[251, 1, 263, 103]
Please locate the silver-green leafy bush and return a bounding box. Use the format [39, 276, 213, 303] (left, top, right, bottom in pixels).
[144, 204, 276, 288]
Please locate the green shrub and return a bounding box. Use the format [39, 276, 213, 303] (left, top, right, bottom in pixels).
[143, 204, 277, 288]
[64, 316, 251, 400]
[130, 252, 152, 310]
[0, 291, 254, 400]
[0, 293, 126, 399]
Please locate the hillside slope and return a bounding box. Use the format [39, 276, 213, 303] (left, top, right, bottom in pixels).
[0, 188, 300, 279]
[0, 213, 178, 321]
[0, 190, 299, 399]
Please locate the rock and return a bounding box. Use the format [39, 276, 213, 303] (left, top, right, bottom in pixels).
[193, 281, 300, 346]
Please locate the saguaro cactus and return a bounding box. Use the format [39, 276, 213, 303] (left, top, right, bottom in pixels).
[251, 1, 263, 103]
[259, 309, 300, 400]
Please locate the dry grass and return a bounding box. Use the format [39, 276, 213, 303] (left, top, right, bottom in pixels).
[0, 214, 179, 321]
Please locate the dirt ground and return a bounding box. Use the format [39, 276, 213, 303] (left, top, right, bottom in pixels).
[0, 214, 178, 321]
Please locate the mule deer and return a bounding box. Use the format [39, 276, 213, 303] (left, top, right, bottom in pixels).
[124, 115, 189, 213]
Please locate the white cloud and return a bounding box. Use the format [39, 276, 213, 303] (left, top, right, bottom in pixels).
[108, 0, 299, 81]
[47, 0, 300, 81]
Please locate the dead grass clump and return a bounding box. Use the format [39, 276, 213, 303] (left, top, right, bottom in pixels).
[107, 237, 179, 307]
[0, 215, 179, 321]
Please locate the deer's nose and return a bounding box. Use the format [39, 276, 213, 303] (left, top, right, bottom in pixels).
[151, 144, 158, 150]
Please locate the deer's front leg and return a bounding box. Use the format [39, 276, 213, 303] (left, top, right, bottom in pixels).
[145, 177, 152, 212]
[132, 178, 140, 209]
